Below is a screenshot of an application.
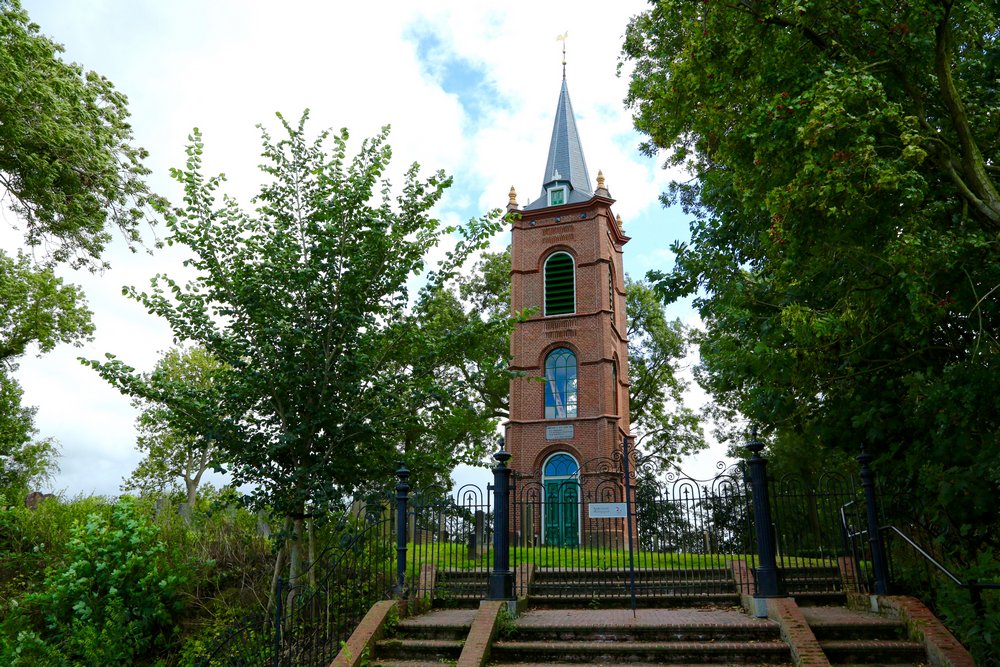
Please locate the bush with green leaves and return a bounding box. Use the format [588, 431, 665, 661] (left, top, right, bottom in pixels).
[3, 498, 186, 664]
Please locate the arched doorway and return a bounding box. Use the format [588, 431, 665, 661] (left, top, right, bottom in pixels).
[542, 452, 580, 547]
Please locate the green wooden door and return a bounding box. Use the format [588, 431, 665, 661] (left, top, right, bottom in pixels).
[544, 480, 580, 547]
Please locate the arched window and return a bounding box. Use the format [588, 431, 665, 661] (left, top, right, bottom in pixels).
[608, 265, 616, 324]
[544, 348, 578, 419]
[544, 252, 575, 316]
[611, 357, 619, 415]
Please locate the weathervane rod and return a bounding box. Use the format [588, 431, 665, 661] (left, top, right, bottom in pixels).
[556, 30, 568, 78]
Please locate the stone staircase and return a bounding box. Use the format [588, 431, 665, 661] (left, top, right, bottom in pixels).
[489, 608, 791, 665]
[372, 608, 475, 667]
[353, 564, 961, 667]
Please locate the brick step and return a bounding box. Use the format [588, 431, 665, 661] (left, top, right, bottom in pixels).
[527, 593, 742, 609]
[808, 620, 907, 641]
[373, 637, 463, 661]
[491, 638, 791, 664]
[432, 596, 482, 609]
[373, 661, 457, 667]
[488, 664, 794, 667]
[531, 582, 736, 594]
[789, 591, 848, 606]
[509, 623, 781, 642]
[820, 639, 926, 664]
[395, 621, 471, 641]
[782, 577, 844, 591]
[532, 567, 732, 580]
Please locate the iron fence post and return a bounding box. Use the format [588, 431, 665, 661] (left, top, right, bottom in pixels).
[622, 435, 638, 616]
[746, 430, 782, 598]
[858, 447, 890, 595]
[488, 440, 514, 599]
[272, 576, 283, 667]
[395, 462, 410, 598]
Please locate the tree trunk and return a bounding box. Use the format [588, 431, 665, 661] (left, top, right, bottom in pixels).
[286, 514, 305, 610]
[307, 514, 316, 588]
[267, 518, 291, 616]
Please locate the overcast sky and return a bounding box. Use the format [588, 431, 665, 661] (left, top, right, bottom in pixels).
[7, 0, 723, 497]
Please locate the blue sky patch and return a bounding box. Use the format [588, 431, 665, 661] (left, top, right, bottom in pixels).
[405, 23, 505, 130]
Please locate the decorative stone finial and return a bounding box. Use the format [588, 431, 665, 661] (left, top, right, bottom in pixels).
[507, 185, 519, 212]
[616, 213, 624, 228]
[595, 169, 611, 199]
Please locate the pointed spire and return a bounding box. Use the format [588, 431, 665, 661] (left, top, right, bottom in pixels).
[507, 185, 519, 212]
[525, 73, 593, 211]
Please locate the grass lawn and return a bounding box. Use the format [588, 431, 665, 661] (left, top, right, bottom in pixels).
[406, 541, 761, 571]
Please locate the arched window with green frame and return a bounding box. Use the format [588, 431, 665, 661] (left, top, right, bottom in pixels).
[544, 251, 575, 315]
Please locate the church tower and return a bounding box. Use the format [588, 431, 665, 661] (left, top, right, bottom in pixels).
[505, 68, 631, 537]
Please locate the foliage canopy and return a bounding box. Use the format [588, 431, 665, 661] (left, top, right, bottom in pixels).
[623, 0, 999, 557]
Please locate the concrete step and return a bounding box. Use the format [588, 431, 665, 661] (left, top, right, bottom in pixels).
[491, 638, 792, 664]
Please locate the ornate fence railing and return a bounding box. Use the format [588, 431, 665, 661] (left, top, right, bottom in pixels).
[199, 501, 396, 667]
[200, 436, 915, 665]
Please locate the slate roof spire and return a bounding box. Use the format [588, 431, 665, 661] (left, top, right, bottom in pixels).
[524, 70, 593, 210]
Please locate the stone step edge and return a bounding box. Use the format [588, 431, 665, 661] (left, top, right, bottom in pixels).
[375, 638, 463, 649]
[493, 639, 790, 652]
[819, 639, 925, 650]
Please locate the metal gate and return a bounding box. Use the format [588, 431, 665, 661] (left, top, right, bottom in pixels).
[510, 445, 756, 601]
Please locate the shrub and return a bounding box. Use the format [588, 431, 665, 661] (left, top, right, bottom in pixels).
[10, 498, 186, 664]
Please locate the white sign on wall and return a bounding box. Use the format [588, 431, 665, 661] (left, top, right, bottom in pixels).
[588, 502, 627, 519]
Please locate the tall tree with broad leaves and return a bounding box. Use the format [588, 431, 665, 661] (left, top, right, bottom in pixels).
[1, 0, 157, 269]
[2, 0, 155, 492]
[0, 251, 92, 492]
[625, 277, 703, 467]
[84, 112, 504, 591]
[121, 345, 229, 509]
[623, 0, 999, 565]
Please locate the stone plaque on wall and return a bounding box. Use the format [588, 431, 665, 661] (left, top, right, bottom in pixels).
[545, 424, 574, 440]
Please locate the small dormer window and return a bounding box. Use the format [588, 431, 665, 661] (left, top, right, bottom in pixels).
[548, 187, 566, 206]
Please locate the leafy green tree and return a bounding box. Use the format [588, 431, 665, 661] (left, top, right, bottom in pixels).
[0, 251, 93, 367]
[122, 346, 229, 508]
[1, 0, 156, 269]
[625, 277, 703, 465]
[623, 0, 998, 561]
[85, 113, 503, 587]
[0, 374, 57, 492]
[0, 251, 91, 492]
[1, 0, 153, 496]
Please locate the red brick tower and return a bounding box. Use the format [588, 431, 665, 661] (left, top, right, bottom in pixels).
[505, 72, 631, 498]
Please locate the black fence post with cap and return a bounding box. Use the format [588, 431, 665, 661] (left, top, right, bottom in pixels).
[858, 446, 890, 595]
[488, 440, 514, 600]
[746, 429, 783, 600]
[395, 462, 410, 598]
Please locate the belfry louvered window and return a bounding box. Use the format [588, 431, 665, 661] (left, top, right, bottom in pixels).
[544, 252, 575, 315]
[545, 348, 578, 419]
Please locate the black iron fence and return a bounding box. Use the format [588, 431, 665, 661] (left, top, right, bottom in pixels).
[199, 501, 396, 667]
[200, 437, 914, 665]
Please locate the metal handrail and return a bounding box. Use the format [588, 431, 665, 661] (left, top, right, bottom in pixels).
[880, 525, 1000, 591]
